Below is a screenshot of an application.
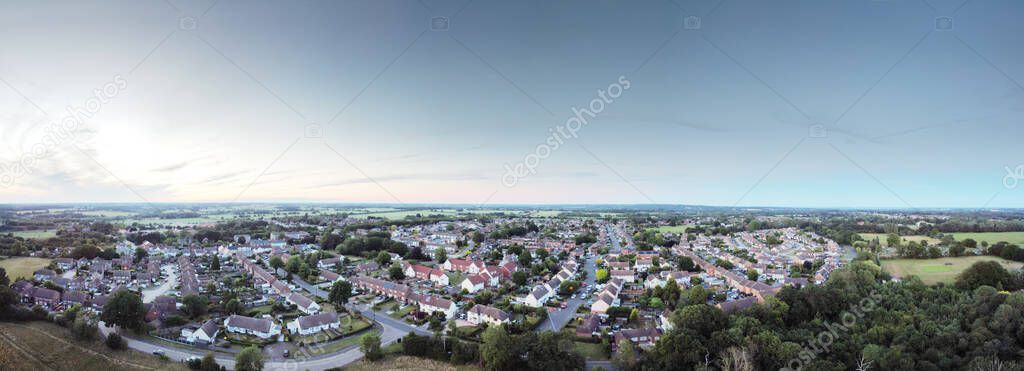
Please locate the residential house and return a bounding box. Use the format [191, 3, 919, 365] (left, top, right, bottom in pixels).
[290, 312, 340, 336]
[186, 319, 220, 343]
[224, 315, 281, 339]
[614, 328, 661, 350]
[287, 293, 320, 315]
[466, 304, 510, 326]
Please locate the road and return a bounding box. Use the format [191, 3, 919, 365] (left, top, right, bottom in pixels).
[142, 265, 177, 303]
[536, 254, 598, 332]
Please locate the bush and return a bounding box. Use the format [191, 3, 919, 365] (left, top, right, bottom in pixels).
[71, 316, 98, 341]
[163, 315, 187, 327]
[106, 333, 126, 350]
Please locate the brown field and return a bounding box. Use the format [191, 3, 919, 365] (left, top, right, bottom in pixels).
[0, 321, 187, 371]
[344, 355, 481, 371]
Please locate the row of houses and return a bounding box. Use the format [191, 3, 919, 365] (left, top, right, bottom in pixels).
[350, 276, 457, 319]
[524, 263, 577, 307]
[235, 253, 319, 314]
[590, 278, 623, 314]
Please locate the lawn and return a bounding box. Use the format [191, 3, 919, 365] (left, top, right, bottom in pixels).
[950, 232, 1024, 246]
[389, 305, 416, 319]
[0, 257, 53, 280]
[574, 341, 609, 360]
[881, 256, 1024, 285]
[860, 233, 941, 245]
[647, 225, 694, 234]
[8, 229, 58, 239]
[0, 321, 187, 370]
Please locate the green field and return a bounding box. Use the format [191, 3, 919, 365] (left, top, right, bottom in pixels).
[950, 232, 1024, 246]
[881, 256, 1024, 285]
[860, 233, 941, 245]
[0, 257, 53, 280]
[648, 225, 695, 234]
[8, 230, 58, 239]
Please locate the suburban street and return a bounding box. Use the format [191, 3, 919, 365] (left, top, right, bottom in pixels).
[536, 254, 598, 332]
[142, 265, 177, 303]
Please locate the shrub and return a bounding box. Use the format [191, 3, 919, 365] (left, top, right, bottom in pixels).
[106, 333, 126, 350]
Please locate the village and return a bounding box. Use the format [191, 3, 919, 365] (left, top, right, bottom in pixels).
[3, 211, 847, 369]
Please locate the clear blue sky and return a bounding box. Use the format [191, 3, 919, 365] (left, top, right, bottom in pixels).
[0, 0, 1022, 208]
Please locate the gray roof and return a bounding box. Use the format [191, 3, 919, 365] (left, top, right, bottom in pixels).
[226, 315, 272, 333]
[297, 312, 339, 330]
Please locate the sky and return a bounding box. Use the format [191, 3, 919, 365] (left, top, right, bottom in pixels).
[0, 0, 1023, 208]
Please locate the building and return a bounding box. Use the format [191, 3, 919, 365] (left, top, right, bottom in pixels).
[32, 287, 61, 309]
[461, 274, 486, 294]
[224, 315, 281, 339]
[577, 314, 600, 338]
[443, 258, 485, 274]
[610, 270, 635, 283]
[415, 294, 457, 319]
[614, 328, 661, 350]
[186, 319, 220, 343]
[466, 304, 510, 326]
[590, 279, 623, 314]
[33, 269, 56, 281]
[525, 285, 552, 308]
[287, 293, 321, 315]
[290, 312, 340, 336]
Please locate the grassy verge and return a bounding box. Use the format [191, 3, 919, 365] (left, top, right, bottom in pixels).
[0, 321, 188, 370]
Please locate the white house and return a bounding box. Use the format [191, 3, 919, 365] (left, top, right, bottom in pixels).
[525, 285, 552, 308]
[289, 312, 340, 336]
[461, 275, 486, 294]
[186, 319, 220, 343]
[224, 315, 281, 339]
[415, 294, 457, 319]
[287, 293, 321, 315]
[467, 304, 511, 326]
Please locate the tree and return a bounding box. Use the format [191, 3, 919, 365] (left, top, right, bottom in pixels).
[360, 333, 383, 361]
[182, 294, 208, 319]
[629, 308, 640, 323]
[101, 290, 145, 330]
[957, 261, 1012, 290]
[613, 339, 639, 370]
[235, 346, 264, 371]
[518, 250, 532, 265]
[678, 256, 697, 272]
[224, 299, 244, 315]
[0, 267, 8, 286]
[376, 251, 392, 266]
[71, 316, 98, 340]
[105, 333, 126, 350]
[200, 353, 220, 371]
[886, 233, 901, 248]
[435, 247, 448, 263]
[389, 263, 405, 280]
[746, 269, 759, 281]
[512, 271, 528, 286]
[329, 280, 353, 309]
[286, 256, 302, 273]
[133, 247, 148, 264]
[529, 332, 584, 370]
[596, 269, 610, 283]
[481, 326, 521, 371]
[269, 256, 284, 270]
[210, 256, 220, 271]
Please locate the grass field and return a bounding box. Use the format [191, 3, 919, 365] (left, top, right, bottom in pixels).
[648, 225, 694, 234]
[882, 256, 1024, 284]
[8, 230, 58, 239]
[0, 321, 187, 370]
[573, 341, 609, 360]
[0, 257, 52, 280]
[860, 233, 941, 245]
[950, 232, 1024, 246]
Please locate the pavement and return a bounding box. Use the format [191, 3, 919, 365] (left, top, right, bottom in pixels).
[142, 265, 177, 303]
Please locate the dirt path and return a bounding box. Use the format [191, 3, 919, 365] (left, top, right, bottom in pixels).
[0, 327, 55, 370]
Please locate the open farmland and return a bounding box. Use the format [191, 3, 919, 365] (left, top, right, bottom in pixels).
[950, 232, 1024, 246]
[0, 257, 52, 281]
[881, 256, 1024, 285]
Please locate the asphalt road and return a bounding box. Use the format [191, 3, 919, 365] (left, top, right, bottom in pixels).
[535, 254, 598, 332]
